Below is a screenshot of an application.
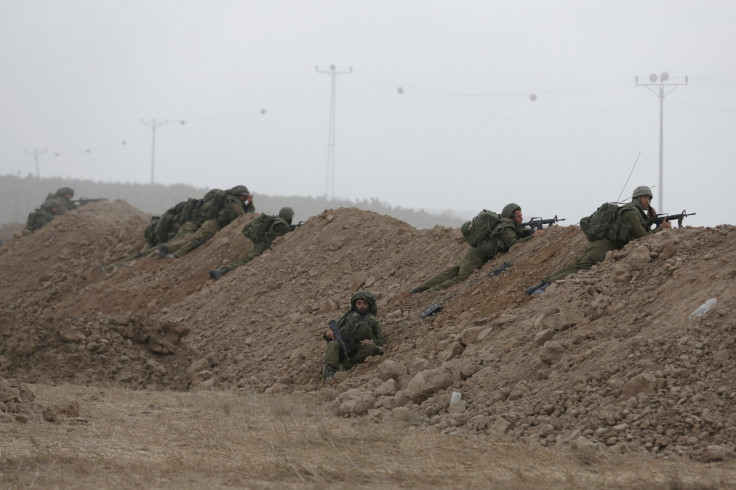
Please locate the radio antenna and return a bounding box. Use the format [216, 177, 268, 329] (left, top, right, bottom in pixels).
[617, 152, 641, 202]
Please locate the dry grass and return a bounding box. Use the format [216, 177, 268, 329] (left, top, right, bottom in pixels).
[1, 384, 734, 489]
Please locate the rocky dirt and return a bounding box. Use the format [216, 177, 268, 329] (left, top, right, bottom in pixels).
[1, 200, 734, 462]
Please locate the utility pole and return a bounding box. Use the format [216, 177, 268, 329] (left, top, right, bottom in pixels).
[316, 64, 351, 200]
[140, 119, 168, 184]
[635, 72, 688, 211]
[24, 149, 47, 178]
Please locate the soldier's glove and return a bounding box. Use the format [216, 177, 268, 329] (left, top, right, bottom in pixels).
[209, 268, 229, 280]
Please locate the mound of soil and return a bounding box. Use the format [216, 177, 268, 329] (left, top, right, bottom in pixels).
[1, 200, 734, 460]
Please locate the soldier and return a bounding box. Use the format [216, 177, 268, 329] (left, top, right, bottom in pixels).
[209, 207, 295, 280]
[25, 198, 63, 232]
[322, 291, 385, 382]
[101, 186, 253, 273]
[52, 187, 76, 211]
[526, 185, 671, 295]
[159, 185, 252, 259]
[411, 202, 536, 293]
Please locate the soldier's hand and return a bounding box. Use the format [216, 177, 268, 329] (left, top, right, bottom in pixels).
[325, 329, 334, 340]
[661, 218, 672, 229]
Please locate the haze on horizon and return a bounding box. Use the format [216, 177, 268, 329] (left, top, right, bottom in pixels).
[1, 1, 735, 227]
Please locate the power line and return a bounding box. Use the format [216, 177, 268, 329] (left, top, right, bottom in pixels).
[636, 72, 688, 212]
[316, 64, 351, 200]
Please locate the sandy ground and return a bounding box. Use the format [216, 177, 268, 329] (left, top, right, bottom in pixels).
[1, 200, 735, 486]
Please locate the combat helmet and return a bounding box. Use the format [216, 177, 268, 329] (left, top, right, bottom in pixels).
[350, 291, 378, 315]
[278, 207, 294, 224]
[226, 185, 249, 197]
[501, 203, 521, 220]
[632, 186, 653, 199]
[55, 187, 74, 198]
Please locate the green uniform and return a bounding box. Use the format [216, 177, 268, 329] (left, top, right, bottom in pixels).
[542, 200, 662, 284]
[25, 198, 63, 232]
[413, 216, 532, 292]
[167, 196, 247, 258]
[324, 291, 385, 370]
[52, 187, 76, 211]
[222, 215, 291, 272]
[103, 192, 249, 273]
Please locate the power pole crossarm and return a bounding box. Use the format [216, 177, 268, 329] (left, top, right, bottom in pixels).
[316, 64, 352, 200]
[635, 73, 688, 212]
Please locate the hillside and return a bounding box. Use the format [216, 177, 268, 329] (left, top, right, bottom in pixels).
[0, 174, 464, 230]
[1, 199, 734, 463]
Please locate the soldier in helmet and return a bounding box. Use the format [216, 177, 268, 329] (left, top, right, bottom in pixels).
[321, 291, 385, 382]
[52, 187, 76, 211]
[526, 186, 671, 295]
[209, 207, 295, 280]
[411, 202, 537, 293]
[101, 186, 254, 273]
[158, 185, 253, 259]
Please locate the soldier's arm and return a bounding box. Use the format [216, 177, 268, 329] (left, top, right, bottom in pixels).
[497, 226, 532, 250]
[370, 318, 385, 347]
[620, 208, 649, 239]
[232, 200, 246, 217]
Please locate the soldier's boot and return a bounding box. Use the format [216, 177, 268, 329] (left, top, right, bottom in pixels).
[525, 281, 546, 295]
[322, 364, 337, 382]
[531, 282, 551, 295]
[167, 253, 179, 259]
[209, 268, 229, 280]
[158, 244, 168, 259]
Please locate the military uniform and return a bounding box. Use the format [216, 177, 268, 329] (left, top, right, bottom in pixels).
[209, 207, 295, 280]
[102, 186, 253, 273]
[324, 291, 385, 377]
[165, 190, 249, 258]
[532, 187, 664, 291]
[412, 203, 532, 292]
[25, 198, 62, 232]
[52, 187, 76, 211]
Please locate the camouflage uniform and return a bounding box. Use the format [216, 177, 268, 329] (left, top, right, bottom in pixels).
[52, 187, 76, 211]
[103, 187, 252, 273]
[225, 208, 293, 271]
[25, 198, 63, 232]
[324, 291, 385, 376]
[412, 203, 532, 292]
[540, 198, 663, 285]
[165, 188, 249, 258]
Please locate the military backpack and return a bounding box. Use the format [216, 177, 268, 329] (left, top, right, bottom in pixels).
[461, 210, 502, 247]
[195, 189, 227, 223]
[242, 213, 277, 243]
[579, 202, 627, 242]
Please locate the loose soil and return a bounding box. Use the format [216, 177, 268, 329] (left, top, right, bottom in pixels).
[1, 200, 735, 486]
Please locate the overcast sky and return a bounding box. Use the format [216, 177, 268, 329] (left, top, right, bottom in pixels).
[1, 0, 735, 226]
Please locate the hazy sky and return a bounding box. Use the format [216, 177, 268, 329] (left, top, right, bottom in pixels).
[2, 1, 735, 226]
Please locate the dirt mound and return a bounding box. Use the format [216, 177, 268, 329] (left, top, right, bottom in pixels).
[1, 202, 734, 460]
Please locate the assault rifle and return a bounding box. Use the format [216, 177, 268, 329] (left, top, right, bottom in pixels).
[290, 220, 305, 231]
[328, 320, 350, 361]
[652, 210, 696, 228]
[72, 197, 105, 206]
[519, 215, 565, 232]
